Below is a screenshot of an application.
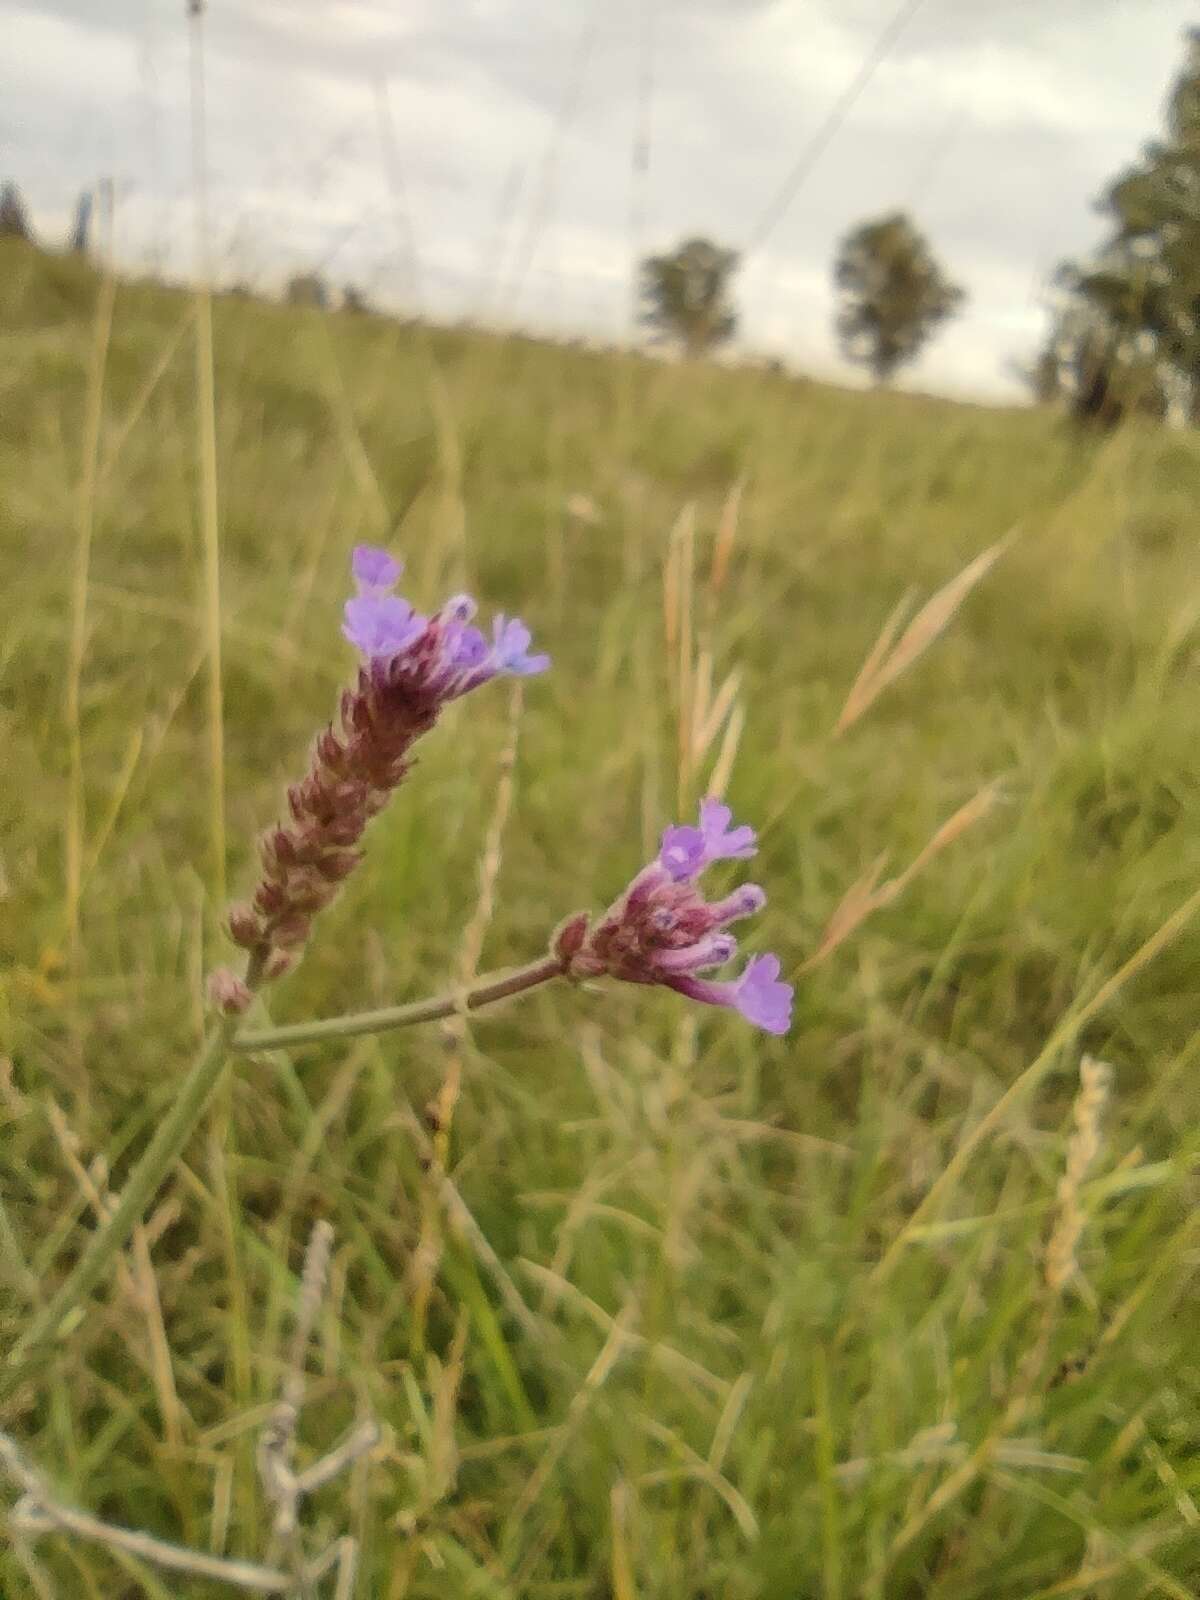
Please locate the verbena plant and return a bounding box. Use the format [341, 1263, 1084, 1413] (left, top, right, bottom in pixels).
[2, 543, 792, 1590]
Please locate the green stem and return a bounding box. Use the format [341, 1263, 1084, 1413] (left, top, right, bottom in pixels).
[232, 954, 566, 1054]
[5, 1015, 239, 1390]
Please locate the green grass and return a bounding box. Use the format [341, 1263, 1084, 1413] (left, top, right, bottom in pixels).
[3, 234, 1200, 1596]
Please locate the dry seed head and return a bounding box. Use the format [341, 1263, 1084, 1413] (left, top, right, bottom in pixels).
[1045, 1055, 1113, 1294]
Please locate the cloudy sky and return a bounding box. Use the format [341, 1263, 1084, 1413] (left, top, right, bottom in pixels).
[2, 0, 1195, 399]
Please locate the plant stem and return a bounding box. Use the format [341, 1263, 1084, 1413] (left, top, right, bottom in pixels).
[231, 954, 566, 1054]
[4, 1007, 244, 1392]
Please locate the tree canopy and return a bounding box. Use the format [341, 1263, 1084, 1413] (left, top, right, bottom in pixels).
[1046, 29, 1200, 423]
[640, 237, 739, 359]
[833, 211, 964, 384]
[0, 182, 32, 241]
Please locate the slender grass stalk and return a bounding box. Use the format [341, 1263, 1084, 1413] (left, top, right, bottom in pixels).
[189, 0, 226, 906]
[65, 198, 117, 996]
[232, 954, 565, 1055]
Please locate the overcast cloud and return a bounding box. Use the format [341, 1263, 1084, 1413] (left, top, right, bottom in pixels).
[2, 0, 1195, 399]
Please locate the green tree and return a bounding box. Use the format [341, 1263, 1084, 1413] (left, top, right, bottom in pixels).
[285, 272, 329, 310]
[833, 212, 964, 384]
[1056, 29, 1200, 422]
[0, 181, 32, 240]
[640, 236, 738, 358]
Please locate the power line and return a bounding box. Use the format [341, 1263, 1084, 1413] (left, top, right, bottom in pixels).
[744, 0, 932, 258]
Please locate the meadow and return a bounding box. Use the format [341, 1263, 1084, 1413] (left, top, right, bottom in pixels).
[2, 234, 1200, 1596]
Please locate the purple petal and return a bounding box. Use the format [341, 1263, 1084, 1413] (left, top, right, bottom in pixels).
[700, 796, 757, 861]
[352, 545, 402, 595]
[491, 615, 550, 676]
[732, 954, 792, 1035]
[652, 933, 737, 974]
[709, 884, 767, 926]
[663, 951, 792, 1034]
[659, 824, 706, 881]
[449, 624, 488, 670]
[342, 594, 426, 661]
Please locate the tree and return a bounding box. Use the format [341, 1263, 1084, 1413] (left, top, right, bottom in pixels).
[1054, 29, 1200, 423]
[285, 273, 329, 309]
[0, 181, 32, 240]
[69, 190, 93, 255]
[640, 237, 738, 358]
[833, 212, 964, 383]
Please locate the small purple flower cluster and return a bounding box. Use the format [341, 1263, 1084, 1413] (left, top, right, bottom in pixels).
[342, 547, 549, 688]
[562, 799, 793, 1035]
[228, 547, 548, 972]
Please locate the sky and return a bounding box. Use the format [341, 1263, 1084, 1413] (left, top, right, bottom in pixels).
[2, 0, 1196, 401]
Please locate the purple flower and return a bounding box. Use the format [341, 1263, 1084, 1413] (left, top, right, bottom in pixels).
[667, 953, 793, 1036]
[490, 616, 551, 677]
[353, 545, 402, 595]
[564, 807, 791, 1035]
[233, 545, 551, 973]
[659, 798, 757, 882]
[341, 551, 549, 694]
[342, 594, 426, 661]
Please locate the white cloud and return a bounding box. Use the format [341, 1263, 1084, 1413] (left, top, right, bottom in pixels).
[1, 0, 1197, 399]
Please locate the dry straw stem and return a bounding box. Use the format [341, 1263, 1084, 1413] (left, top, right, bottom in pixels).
[1, 1431, 293, 1593]
[64, 198, 116, 992]
[609, 1480, 638, 1600]
[0, 1220, 374, 1594]
[800, 782, 1001, 973]
[834, 531, 1014, 735]
[189, 0, 227, 905]
[665, 504, 697, 803]
[1045, 1055, 1113, 1296]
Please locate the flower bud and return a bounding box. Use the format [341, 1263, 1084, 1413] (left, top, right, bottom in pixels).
[227, 902, 263, 948]
[552, 911, 590, 964]
[264, 948, 297, 981]
[207, 967, 253, 1016]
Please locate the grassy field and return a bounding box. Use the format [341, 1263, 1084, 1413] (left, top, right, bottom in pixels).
[3, 234, 1200, 1597]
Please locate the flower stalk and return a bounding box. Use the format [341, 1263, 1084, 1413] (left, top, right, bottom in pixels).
[232, 952, 567, 1053]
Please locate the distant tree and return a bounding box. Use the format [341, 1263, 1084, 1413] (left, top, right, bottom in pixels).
[1055, 29, 1200, 424]
[640, 236, 739, 358]
[69, 190, 93, 254]
[1023, 341, 1064, 406]
[285, 273, 328, 309]
[0, 181, 32, 240]
[341, 284, 371, 315]
[1031, 297, 1168, 428]
[833, 211, 964, 384]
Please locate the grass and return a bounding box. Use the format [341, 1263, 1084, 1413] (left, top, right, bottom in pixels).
[3, 233, 1200, 1596]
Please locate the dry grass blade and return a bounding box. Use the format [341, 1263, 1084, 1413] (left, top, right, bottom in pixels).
[705, 701, 745, 802]
[610, 1481, 638, 1600]
[696, 666, 742, 762]
[835, 533, 1013, 734]
[800, 783, 1000, 972]
[65, 203, 116, 997]
[709, 477, 744, 598]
